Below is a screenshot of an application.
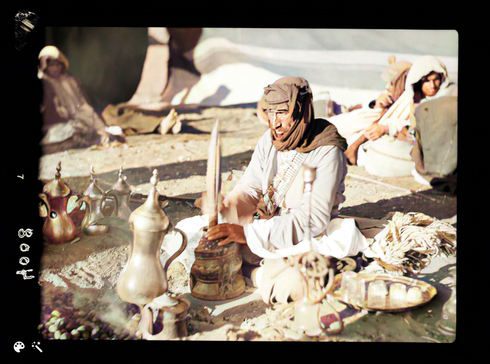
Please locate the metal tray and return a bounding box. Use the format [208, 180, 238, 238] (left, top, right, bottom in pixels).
[328, 272, 437, 313]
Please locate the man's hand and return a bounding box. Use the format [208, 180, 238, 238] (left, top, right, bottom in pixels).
[206, 223, 247, 246]
[374, 93, 393, 109]
[363, 123, 388, 141]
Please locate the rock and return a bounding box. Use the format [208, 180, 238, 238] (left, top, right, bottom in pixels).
[91, 327, 100, 338]
[159, 109, 179, 135]
[60, 333, 71, 340]
[48, 324, 58, 333]
[58, 318, 66, 329]
[51, 309, 61, 317]
[77, 325, 87, 332]
[71, 329, 80, 339]
[54, 330, 61, 340]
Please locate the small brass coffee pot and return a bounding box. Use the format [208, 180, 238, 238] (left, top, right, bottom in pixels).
[39, 161, 82, 244]
[106, 166, 132, 221]
[139, 293, 190, 340]
[117, 170, 188, 308]
[76, 166, 116, 236]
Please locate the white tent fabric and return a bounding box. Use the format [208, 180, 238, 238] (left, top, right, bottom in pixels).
[161, 28, 458, 108]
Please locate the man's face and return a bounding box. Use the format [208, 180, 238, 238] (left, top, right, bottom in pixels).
[268, 107, 293, 140]
[46, 59, 64, 78]
[420, 72, 442, 97]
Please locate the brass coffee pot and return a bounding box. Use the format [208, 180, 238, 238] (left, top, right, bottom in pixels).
[105, 166, 132, 221]
[76, 166, 116, 236]
[117, 170, 188, 308]
[39, 161, 82, 244]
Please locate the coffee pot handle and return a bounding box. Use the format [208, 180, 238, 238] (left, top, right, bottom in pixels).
[163, 228, 188, 272]
[139, 304, 154, 338]
[67, 193, 84, 215]
[39, 193, 51, 217]
[102, 190, 119, 217]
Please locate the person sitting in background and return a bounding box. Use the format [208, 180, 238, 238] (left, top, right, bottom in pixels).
[315, 56, 412, 165]
[38, 45, 122, 153]
[360, 55, 457, 178]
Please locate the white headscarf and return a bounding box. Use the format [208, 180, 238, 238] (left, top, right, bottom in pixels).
[404, 55, 451, 99]
[37, 45, 69, 79]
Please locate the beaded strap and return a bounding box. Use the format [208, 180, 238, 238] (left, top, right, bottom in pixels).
[263, 151, 307, 216]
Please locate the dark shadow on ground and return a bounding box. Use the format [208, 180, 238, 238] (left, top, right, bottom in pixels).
[341, 191, 456, 221]
[44, 150, 255, 196]
[179, 122, 210, 134]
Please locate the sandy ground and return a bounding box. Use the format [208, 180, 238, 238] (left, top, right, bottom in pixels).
[37, 106, 457, 342]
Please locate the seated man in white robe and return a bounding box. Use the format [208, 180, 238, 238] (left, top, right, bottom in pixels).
[200, 76, 372, 304]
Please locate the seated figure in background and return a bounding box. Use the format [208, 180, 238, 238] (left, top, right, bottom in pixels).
[314, 56, 412, 166]
[38, 45, 119, 153]
[360, 55, 457, 178]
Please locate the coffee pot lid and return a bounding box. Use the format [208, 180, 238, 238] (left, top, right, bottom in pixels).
[129, 169, 169, 232]
[43, 161, 71, 197]
[82, 166, 105, 199]
[110, 166, 131, 194]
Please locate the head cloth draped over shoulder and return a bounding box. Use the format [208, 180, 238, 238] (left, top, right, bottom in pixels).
[381, 57, 412, 103]
[262, 76, 347, 153]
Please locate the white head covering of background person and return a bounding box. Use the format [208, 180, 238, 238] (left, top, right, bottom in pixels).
[37, 45, 69, 79]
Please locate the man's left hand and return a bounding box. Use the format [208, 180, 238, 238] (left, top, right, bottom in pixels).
[205, 223, 247, 246]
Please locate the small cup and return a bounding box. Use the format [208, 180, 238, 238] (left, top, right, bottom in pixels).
[341, 272, 358, 303]
[407, 287, 423, 303]
[389, 283, 407, 308]
[368, 280, 387, 308]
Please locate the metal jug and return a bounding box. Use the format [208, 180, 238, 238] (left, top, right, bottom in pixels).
[39, 161, 83, 244]
[116, 169, 187, 309]
[105, 166, 132, 221]
[76, 166, 116, 236]
[139, 293, 190, 340]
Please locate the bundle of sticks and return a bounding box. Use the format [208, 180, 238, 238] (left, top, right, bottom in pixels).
[369, 212, 456, 275]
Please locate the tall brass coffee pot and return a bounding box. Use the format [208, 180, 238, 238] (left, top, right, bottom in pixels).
[106, 166, 132, 221]
[117, 170, 188, 308]
[39, 162, 82, 244]
[76, 166, 115, 236]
